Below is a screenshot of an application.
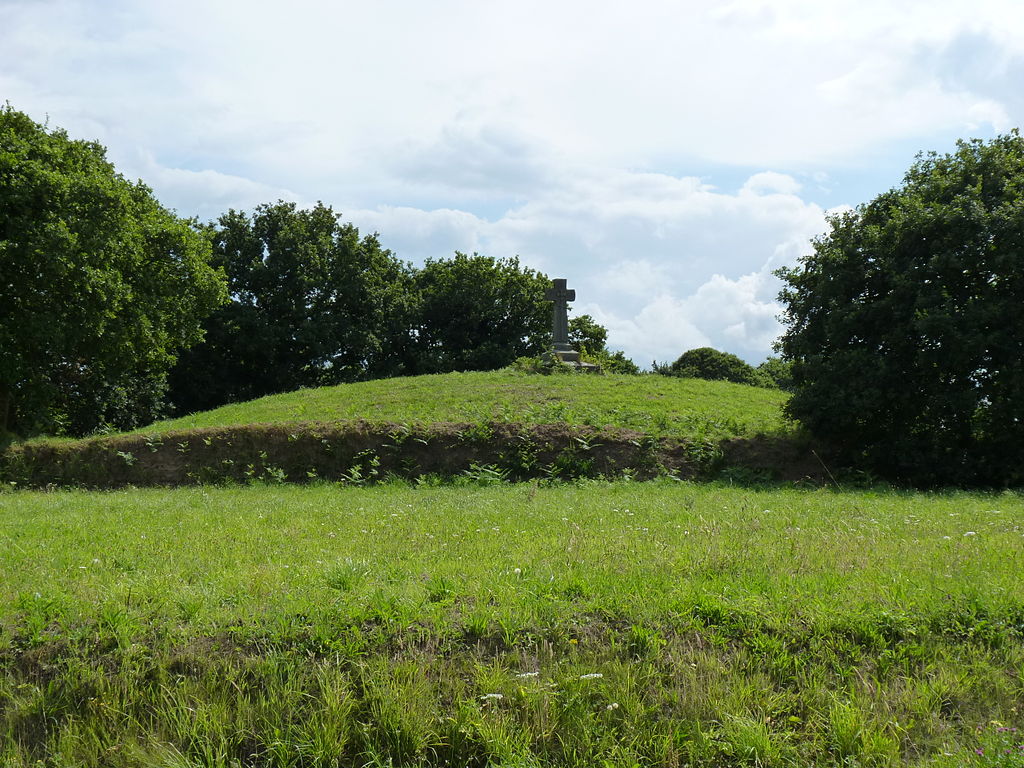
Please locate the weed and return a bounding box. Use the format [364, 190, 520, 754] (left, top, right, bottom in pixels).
[458, 422, 494, 442]
[261, 465, 287, 484]
[458, 463, 510, 486]
[720, 715, 790, 766]
[545, 448, 594, 479]
[425, 574, 456, 603]
[324, 559, 370, 591]
[341, 450, 380, 485]
[626, 624, 664, 660]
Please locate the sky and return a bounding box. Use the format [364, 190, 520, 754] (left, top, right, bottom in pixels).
[3, 0, 1023, 366]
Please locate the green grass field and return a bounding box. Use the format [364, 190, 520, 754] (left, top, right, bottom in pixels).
[138, 370, 790, 443]
[2, 481, 1022, 766]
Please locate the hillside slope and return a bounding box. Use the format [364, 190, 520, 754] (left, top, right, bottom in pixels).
[3, 371, 800, 488]
[144, 369, 790, 441]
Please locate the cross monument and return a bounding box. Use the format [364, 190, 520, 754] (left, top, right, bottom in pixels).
[545, 278, 579, 362]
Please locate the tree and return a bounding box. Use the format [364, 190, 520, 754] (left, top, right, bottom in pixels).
[410, 253, 551, 373]
[658, 347, 763, 386]
[568, 314, 608, 356]
[0, 106, 226, 436]
[167, 202, 415, 414]
[776, 131, 1024, 484]
[756, 357, 794, 391]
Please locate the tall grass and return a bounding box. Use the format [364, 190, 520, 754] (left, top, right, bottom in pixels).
[2, 481, 1022, 765]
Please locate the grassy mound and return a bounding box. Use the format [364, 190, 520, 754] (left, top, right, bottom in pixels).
[142, 369, 790, 439]
[2, 482, 1021, 766]
[4, 371, 799, 488]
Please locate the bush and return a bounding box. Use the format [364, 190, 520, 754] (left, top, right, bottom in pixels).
[657, 348, 764, 386]
[579, 349, 640, 374]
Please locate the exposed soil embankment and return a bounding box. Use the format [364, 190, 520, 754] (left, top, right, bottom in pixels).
[0, 421, 821, 489]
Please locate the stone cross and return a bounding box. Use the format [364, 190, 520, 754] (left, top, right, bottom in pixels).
[545, 278, 577, 360]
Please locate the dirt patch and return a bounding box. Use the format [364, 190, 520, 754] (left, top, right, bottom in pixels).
[1, 420, 698, 489]
[721, 435, 834, 484]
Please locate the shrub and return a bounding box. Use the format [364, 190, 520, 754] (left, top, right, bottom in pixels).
[658, 347, 764, 386]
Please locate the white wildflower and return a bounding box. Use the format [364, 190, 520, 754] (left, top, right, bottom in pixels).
[579, 673, 603, 680]
[516, 671, 539, 678]
[480, 693, 503, 701]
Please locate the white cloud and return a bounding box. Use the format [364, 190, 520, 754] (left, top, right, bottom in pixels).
[3, 0, 1023, 368]
[617, 295, 714, 365]
[6, 0, 1021, 189]
[741, 172, 802, 196]
[130, 154, 302, 220]
[348, 206, 486, 260]
[350, 163, 827, 364]
[576, 269, 786, 367]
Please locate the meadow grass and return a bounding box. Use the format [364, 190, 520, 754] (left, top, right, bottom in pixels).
[2, 481, 1022, 766]
[133, 370, 791, 442]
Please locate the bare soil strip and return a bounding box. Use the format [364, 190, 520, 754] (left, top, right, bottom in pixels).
[1, 421, 821, 488]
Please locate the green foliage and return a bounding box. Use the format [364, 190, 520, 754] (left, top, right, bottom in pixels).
[170, 244, 558, 413]
[777, 131, 1024, 485]
[756, 356, 794, 391]
[657, 347, 765, 386]
[585, 348, 641, 374]
[510, 355, 579, 375]
[568, 314, 608, 356]
[0, 106, 226, 436]
[410, 252, 551, 373]
[168, 201, 414, 414]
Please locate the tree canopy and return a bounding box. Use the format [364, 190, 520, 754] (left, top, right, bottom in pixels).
[568, 315, 608, 357]
[168, 202, 415, 414]
[0, 106, 226, 436]
[408, 252, 551, 375]
[755, 357, 794, 392]
[657, 347, 764, 386]
[169, 237, 558, 413]
[776, 131, 1024, 484]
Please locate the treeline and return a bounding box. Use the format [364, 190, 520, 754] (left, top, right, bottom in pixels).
[0, 106, 633, 438]
[168, 202, 553, 416]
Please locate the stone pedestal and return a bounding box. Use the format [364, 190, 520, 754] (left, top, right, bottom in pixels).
[544, 344, 602, 373]
[551, 342, 579, 363]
